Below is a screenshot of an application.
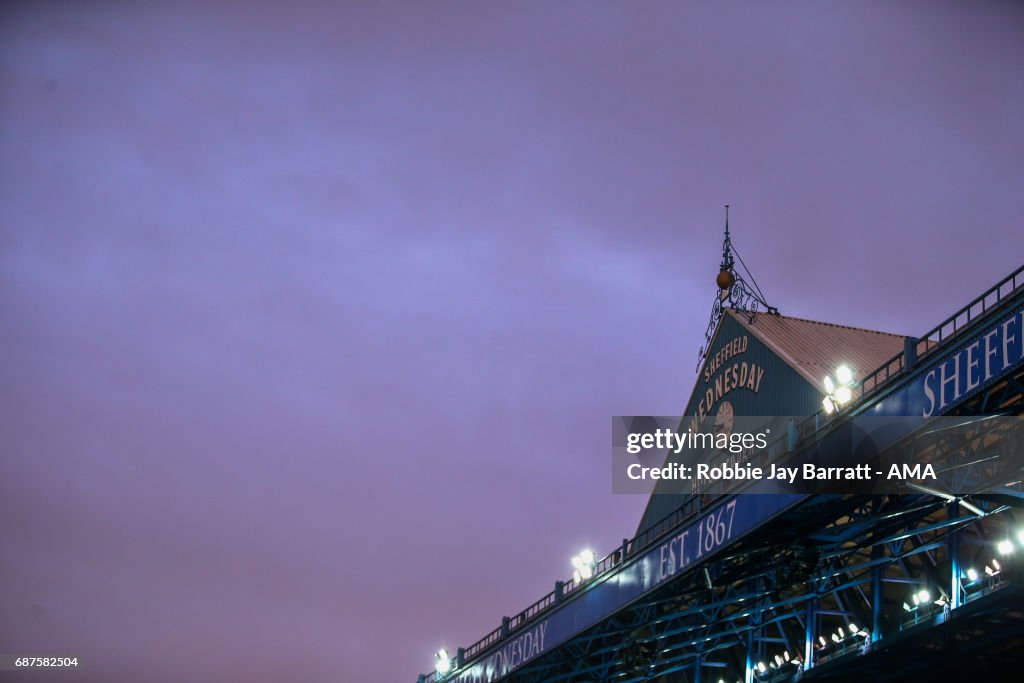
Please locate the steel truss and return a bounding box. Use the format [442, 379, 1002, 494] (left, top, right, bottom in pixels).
[499, 355, 1024, 683]
[505, 493, 1024, 682]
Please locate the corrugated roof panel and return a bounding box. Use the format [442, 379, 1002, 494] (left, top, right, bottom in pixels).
[727, 309, 906, 390]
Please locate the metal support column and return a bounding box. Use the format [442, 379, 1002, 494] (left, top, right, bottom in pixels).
[949, 501, 961, 609]
[804, 598, 814, 669]
[745, 628, 754, 683]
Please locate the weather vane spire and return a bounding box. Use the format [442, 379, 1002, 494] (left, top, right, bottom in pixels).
[697, 205, 778, 370]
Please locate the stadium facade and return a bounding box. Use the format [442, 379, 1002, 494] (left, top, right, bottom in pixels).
[418, 235, 1024, 682]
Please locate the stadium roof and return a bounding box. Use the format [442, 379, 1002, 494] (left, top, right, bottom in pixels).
[725, 308, 906, 389]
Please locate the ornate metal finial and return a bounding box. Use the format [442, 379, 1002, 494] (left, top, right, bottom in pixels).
[697, 206, 778, 370]
[717, 205, 736, 291]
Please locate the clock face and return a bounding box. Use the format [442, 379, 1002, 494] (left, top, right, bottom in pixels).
[714, 401, 735, 438]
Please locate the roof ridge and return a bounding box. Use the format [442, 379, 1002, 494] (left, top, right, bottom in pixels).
[726, 308, 905, 338]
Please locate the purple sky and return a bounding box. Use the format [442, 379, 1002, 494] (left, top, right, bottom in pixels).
[2, 2, 1023, 681]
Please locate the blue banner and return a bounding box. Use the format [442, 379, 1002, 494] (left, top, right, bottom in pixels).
[446, 493, 804, 683]
[869, 307, 1022, 418]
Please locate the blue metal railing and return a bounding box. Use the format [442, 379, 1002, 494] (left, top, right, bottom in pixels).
[433, 496, 710, 676]
[863, 264, 1024, 399]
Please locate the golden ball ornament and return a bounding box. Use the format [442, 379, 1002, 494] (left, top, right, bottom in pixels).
[716, 270, 735, 290]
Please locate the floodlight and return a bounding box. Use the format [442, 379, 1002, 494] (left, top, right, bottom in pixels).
[966, 568, 978, 582]
[917, 589, 930, 603]
[998, 539, 1014, 555]
[848, 623, 858, 633]
[572, 549, 596, 582]
[436, 648, 452, 675]
[831, 633, 840, 643]
[822, 365, 857, 413]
